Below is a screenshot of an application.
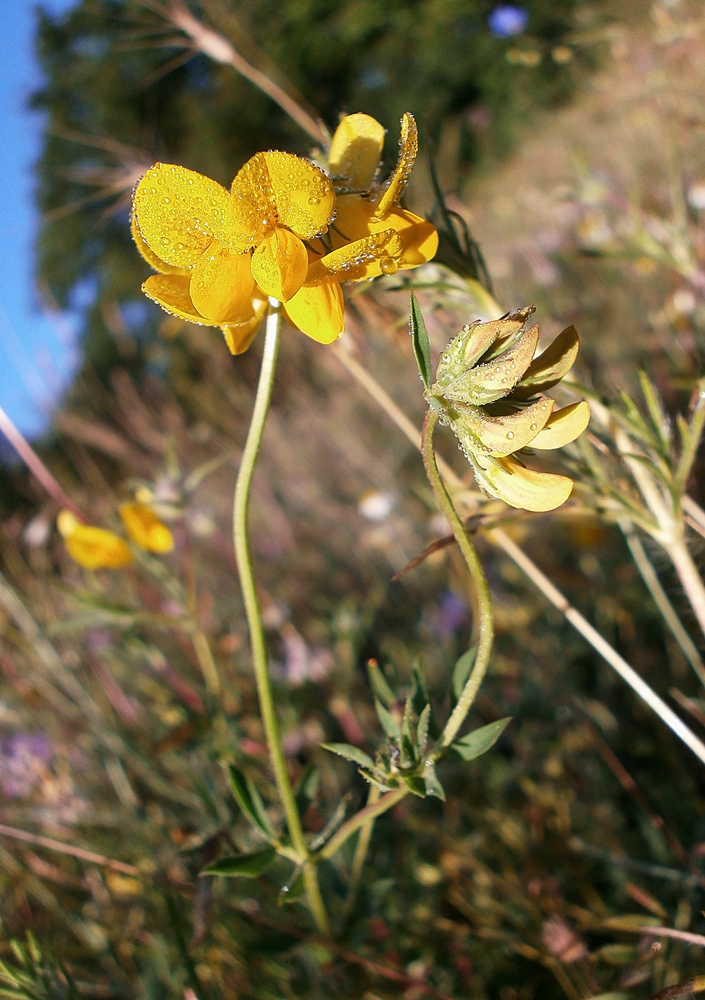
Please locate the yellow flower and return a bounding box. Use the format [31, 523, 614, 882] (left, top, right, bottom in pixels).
[325, 112, 439, 280]
[57, 510, 133, 570]
[426, 307, 590, 512]
[119, 503, 174, 554]
[132, 152, 344, 350]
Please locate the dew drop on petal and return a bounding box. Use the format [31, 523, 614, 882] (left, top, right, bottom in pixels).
[506, 431, 515, 439]
[380, 257, 399, 275]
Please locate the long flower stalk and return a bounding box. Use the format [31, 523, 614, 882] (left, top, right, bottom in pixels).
[232, 300, 329, 935]
[421, 410, 494, 747]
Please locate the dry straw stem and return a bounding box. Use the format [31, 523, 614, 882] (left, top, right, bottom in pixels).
[0, 823, 139, 877]
[619, 517, 705, 688]
[332, 342, 705, 767]
[164, 1, 326, 145]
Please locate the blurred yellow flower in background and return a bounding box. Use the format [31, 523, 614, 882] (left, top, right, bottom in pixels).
[57, 510, 133, 570]
[58, 503, 174, 569]
[119, 503, 174, 554]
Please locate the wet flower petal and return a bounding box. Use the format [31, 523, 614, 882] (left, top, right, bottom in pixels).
[454, 396, 554, 457]
[189, 241, 255, 322]
[133, 163, 253, 267]
[307, 229, 402, 282]
[142, 274, 223, 327]
[251, 228, 309, 301]
[131, 215, 189, 275]
[474, 453, 574, 511]
[440, 324, 540, 406]
[530, 401, 591, 450]
[374, 113, 418, 218]
[285, 278, 344, 344]
[329, 112, 386, 190]
[334, 198, 437, 271]
[262, 151, 336, 239]
[119, 503, 174, 554]
[221, 298, 268, 355]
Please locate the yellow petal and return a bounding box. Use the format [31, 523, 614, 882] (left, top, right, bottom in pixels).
[453, 397, 554, 458]
[513, 325, 580, 400]
[131, 214, 189, 275]
[475, 453, 574, 512]
[230, 152, 277, 245]
[284, 278, 344, 344]
[306, 229, 403, 283]
[374, 112, 418, 219]
[64, 526, 133, 569]
[251, 228, 309, 301]
[329, 113, 386, 190]
[441, 325, 541, 406]
[382, 208, 438, 267]
[189, 241, 255, 321]
[119, 503, 174, 554]
[333, 198, 437, 268]
[261, 151, 335, 239]
[57, 509, 80, 538]
[133, 163, 252, 268]
[221, 298, 268, 355]
[142, 274, 222, 327]
[530, 401, 590, 450]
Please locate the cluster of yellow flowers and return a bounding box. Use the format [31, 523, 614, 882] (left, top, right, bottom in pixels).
[58, 503, 173, 570]
[131, 112, 438, 352]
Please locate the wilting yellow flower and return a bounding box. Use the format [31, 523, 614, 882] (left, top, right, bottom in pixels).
[132, 152, 344, 350]
[119, 503, 174, 554]
[57, 510, 133, 570]
[325, 112, 439, 279]
[426, 307, 590, 512]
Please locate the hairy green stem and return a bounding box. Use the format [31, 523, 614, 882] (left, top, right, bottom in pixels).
[421, 410, 495, 748]
[232, 301, 329, 935]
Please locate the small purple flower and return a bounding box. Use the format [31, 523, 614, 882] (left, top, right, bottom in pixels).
[488, 5, 529, 37]
[435, 591, 469, 639]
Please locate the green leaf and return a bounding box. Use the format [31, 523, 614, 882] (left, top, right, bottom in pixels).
[452, 646, 477, 703]
[410, 291, 432, 390]
[321, 743, 375, 770]
[423, 760, 446, 801]
[367, 659, 396, 707]
[278, 868, 304, 905]
[403, 775, 426, 797]
[400, 697, 417, 767]
[227, 766, 276, 841]
[201, 846, 276, 878]
[451, 717, 512, 761]
[411, 657, 429, 716]
[416, 704, 431, 757]
[375, 699, 400, 741]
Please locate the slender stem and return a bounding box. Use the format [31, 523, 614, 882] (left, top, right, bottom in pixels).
[320, 787, 407, 861]
[232, 301, 329, 935]
[168, 2, 326, 145]
[619, 519, 705, 688]
[0, 403, 85, 520]
[421, 410, 494, 747]
[342, 785, 380, 918]
[668, 536, 705, 641]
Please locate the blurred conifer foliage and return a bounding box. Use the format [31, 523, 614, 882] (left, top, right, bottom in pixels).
[33, 0, 599, 382]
